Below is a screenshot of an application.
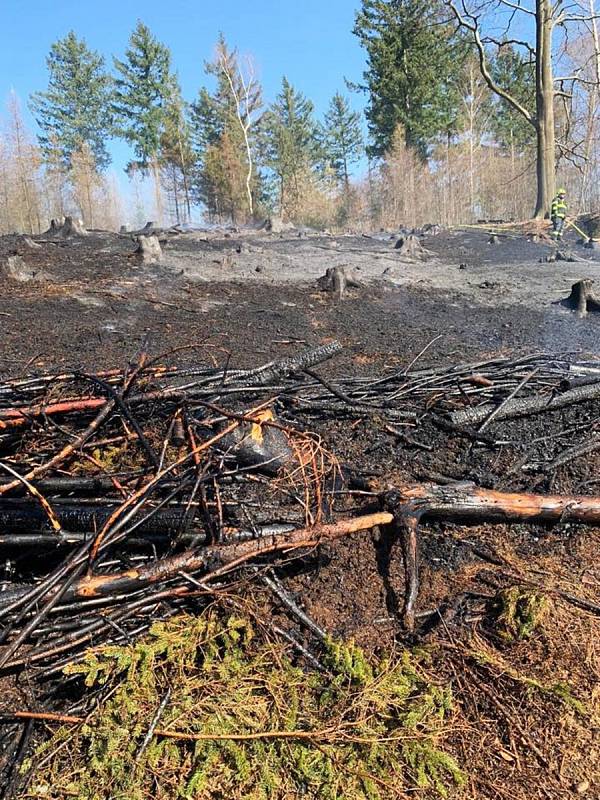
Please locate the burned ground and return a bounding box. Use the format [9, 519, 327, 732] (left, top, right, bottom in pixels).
[1, 223, 600, 799]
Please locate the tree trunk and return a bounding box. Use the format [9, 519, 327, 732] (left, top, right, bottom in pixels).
[151, 159, 164, 225]
[534, 0, 556, 218]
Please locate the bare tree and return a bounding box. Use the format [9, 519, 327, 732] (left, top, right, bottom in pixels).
[216, 41, 262, 218]
[446, 0, 600, 217]
[4, 93, 42, 233]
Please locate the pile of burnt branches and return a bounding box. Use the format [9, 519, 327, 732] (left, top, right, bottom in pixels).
[1, 340, 600, 683]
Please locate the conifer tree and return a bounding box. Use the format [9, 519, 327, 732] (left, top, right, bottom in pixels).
[353, 0, 465, 157]
[30, 31, 113, 169]
[321, 93, 363, 189]
[113, 21, 173, 219]
[261, 77, 322, 217]
[489, 46, 536, 152]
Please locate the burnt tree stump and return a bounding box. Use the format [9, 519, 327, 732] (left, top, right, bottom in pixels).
[46, 216, 88, 238]
[394, 234, 427, 259]
[563, 279, 600, 317]
[316, 266, 360, 300]
[60, 216, 88, 238]
[135, 234, 163, 264]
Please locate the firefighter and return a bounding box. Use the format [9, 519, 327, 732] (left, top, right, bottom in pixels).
[551, 188, 567, 241]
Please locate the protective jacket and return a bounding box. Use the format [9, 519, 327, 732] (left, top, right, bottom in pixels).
[551, 195, 567, 220]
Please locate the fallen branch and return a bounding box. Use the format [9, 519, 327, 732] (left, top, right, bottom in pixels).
[383, 481, 600, 629]
[9, 710, 344, 744]
[0, 513, 392, 609]
[449, 379, 600, 428]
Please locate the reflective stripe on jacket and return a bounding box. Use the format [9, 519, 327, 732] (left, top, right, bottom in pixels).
[551, 196, 567, 219]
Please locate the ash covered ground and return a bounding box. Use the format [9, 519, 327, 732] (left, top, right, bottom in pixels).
[1, 223, 600, 370]
[2, 223, 600, 799]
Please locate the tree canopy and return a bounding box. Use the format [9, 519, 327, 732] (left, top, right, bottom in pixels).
[113, 21, 173, 172]
[30, 31, 114, 170]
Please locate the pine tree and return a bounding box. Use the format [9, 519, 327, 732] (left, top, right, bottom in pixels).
[30, 31, 113, 170]
[353, 0, 465, 158]
[261, 77, 322, 218]
[321, 93, 363, 189]
[190, 88, 222, 154]
[113, 21, 174, 222]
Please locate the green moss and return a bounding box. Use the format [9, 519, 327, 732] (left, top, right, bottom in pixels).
[23, 613, 464, 800]
[491, 586, 549, 641]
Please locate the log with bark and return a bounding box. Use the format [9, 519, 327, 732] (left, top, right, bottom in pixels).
[449, 375, 600, 428]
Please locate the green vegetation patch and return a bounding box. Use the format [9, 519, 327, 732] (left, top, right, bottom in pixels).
[23, 612, 464, 800]
[491, 586, 549, 641]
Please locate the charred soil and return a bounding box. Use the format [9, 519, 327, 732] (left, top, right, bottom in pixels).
[1, 225, 600, 799]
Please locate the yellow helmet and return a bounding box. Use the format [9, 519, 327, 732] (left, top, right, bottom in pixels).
[557, 188, 567, 195]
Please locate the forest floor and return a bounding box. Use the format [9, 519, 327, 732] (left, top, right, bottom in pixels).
[1, 222, 600, 799]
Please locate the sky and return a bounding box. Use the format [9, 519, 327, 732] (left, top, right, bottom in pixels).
[1, 0, 369, 204]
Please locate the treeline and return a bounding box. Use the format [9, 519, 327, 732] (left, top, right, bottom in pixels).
[1, 0, 599, 233]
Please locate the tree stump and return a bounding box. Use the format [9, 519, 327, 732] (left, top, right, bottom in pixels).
[420, 223, 441, 236]
[135, 235, 162, 264]
[263, 216, 295, 234]
[46, 216, 88, 238]
[2, 255, 49, 283]
[46, 218, 64, 235]
[394, 234, 426, 258]
[562, 279, 600, 317]
[59, 216, 88, 238]
[316, 266, 360, 300]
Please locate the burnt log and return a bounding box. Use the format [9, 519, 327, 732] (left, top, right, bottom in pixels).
[383, 481, 600, 629]
[0, 513, 393, 615]
[0, 501, 192, 538]
[20, 236, 41, 250]
[6, 480, 600, 636]
[450, 376, 600, 428]
[562, 279, 600, 317]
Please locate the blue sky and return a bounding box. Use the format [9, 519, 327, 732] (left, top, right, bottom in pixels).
[1, 0, 368, 191]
